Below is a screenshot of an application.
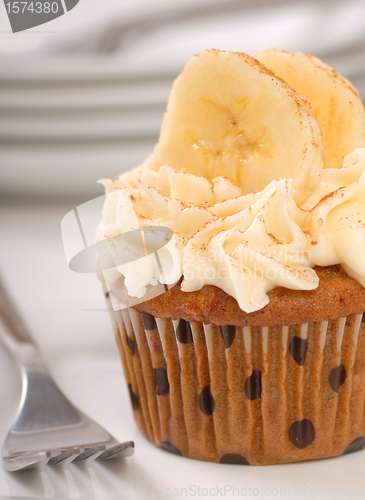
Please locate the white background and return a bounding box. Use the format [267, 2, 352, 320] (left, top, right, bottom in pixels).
[1, 0, 365, 201]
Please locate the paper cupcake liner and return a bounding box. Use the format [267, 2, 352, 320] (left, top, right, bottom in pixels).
[105, 291, 365, 465]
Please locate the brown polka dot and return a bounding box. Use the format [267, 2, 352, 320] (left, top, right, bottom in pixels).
[176, 319, 193, 343]
[128, 383, 139, 411]
[154, 367, 170, 395]
[219, 454, 249, 465]
[342, 437, 365, 455]
[329, 363, 346, 392]
[105, 291, 109, 298]
[219, 325, 236, 349]
[289, 337, 307, 366]
[126, 335, 136, 356]
[141, 313, 157, 331]
[199, 385, 215, 415]
[160, 441, 182, 456]
[289, 419, 315, 449]
[244, 370, 262, 400]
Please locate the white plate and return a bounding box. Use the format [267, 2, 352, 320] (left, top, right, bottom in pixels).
[0, 78, 172, 111]
[0, 108, 163, 140]
[0, 142, 155, 198]
[1, 204, 365, 500]
[0, 54, 177, 82]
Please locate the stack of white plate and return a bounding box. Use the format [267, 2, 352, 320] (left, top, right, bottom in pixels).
[0, 56, 174, 200]
[1, 0, 364, 201]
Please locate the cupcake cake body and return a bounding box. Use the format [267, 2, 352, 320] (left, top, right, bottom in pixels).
[97, 49, 365, 465]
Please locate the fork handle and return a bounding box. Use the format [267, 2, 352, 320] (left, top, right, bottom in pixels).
[0, 275, 44, 368]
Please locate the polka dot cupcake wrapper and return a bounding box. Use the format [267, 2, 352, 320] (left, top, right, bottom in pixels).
[105, 296, 365, 465]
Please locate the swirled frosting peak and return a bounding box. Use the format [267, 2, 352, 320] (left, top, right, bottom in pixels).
[181, 178, 318, 312]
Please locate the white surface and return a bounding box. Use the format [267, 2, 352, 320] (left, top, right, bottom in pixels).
[0, 202, 365, 500]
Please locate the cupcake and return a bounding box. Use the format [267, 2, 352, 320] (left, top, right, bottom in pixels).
[97, 49, 365, 465]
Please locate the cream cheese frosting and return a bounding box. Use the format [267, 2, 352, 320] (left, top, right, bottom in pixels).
[98, 147, 365, 313]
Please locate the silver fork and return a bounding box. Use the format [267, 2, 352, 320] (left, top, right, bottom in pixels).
[0, 276, 134, 471]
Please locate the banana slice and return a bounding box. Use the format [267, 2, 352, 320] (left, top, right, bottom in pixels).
[254, 48, 365, 170]
[155, 49, 323, 204]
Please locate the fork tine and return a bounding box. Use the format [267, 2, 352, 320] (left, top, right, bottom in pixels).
[73, 445, 105, 463]
[48, 448, 80, 466]
[3, 451, 49, 471]
[97, 441, 134, 461]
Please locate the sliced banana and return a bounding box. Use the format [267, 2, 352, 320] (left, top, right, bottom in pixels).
[254, 48, 365, 170]
[155, 49, 323, 204]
